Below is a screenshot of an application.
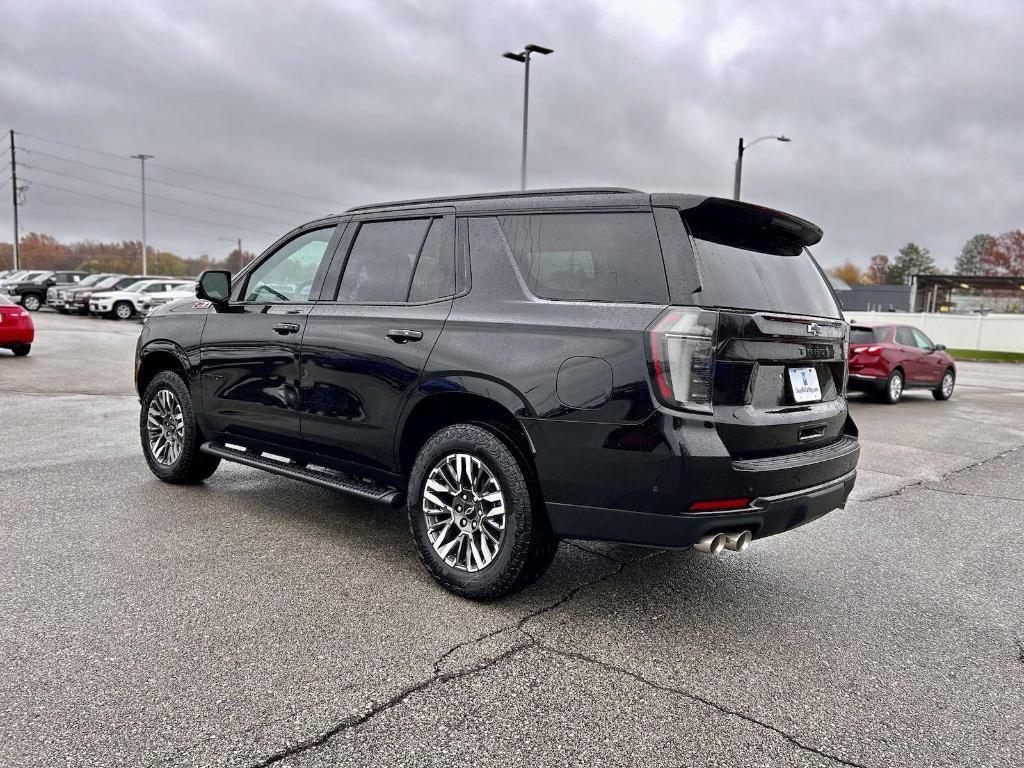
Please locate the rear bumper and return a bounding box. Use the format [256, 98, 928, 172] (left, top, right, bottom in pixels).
[549, 470, 856, 547]
[847, 373, 887, 393]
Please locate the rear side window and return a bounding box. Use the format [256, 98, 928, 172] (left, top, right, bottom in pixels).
[690, 238, 840, 319]
[337, 219, 429, 303]
[497, 212, 669, 303]
[408, 219, 455, 302]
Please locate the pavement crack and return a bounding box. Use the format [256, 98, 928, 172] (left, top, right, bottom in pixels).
[529, 640, 868, 768]
[1015, 637, 1024, 666]
[854, 444, 1022, 504]
[249, 550, 664, 766]
[248, 640, 533, 767]
[920, 486, 1023, 503]
[564, 539, 627, 563]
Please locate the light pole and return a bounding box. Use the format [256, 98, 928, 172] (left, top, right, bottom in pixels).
[132, 153, 154, 274]
[503, 43, 553, 191]
[733, 135, 790, 200]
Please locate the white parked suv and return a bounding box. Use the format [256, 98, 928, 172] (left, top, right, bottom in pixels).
[89, 279, 194, 320]
[141, 283, 197, 316]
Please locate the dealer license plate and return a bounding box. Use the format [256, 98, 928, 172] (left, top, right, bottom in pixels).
[788, 366, 822, 403]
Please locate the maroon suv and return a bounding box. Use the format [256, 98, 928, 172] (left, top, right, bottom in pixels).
[847, 323, 956, 404]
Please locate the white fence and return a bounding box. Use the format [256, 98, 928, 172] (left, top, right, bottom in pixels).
[842, 311, 1024, 353]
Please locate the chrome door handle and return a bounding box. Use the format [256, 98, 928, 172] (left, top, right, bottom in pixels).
[272, 322, 301, 335]
[386, 328, 423, 343]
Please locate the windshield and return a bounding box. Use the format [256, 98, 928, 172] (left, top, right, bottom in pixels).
[23, 271, 49, 281]
[690, 239, 841, 319]
[76, 274, 105, 287]
[3, 271, 27, 281]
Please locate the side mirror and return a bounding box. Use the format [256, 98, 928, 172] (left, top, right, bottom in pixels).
[197, 270, 232, 303]
[934, 343, 946, 351]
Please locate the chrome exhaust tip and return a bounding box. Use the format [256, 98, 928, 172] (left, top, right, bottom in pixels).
[724, 530, 752, 552]
[694, 533, 727, 554]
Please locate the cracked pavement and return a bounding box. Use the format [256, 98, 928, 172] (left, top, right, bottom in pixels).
[2, 313, 1023, 767]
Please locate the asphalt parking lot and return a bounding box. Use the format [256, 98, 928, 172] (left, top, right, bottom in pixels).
[2, 312, 1022, 767]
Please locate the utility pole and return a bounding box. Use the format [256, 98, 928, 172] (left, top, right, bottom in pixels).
[503, 43, 554, 191]
[238, 237, 243, 267]
[132, 153, 154, 275]
[9, 130, 19, 271]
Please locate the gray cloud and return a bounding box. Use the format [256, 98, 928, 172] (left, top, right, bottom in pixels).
[1, 0, 1021, 268]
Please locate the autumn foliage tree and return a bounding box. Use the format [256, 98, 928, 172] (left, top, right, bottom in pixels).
[865, 254, 890, 284]
[0, 233, 242, 276]
[827, 261, 863, 285]
[979, 230, 1024, 276]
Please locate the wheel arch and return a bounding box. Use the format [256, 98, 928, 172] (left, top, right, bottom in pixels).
[396, 389, 537, 480]
[136, 341, 193, 398]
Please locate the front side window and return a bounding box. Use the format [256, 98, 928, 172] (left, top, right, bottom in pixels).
[336, 219, 430, 303]
[895, 326, 916, 346]
[245, 226, 337, 303]
[498, 212, 668, 303]
[911, 328, 934, 350]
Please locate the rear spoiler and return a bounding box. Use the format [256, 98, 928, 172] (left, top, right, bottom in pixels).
[653, 195, 823, 256]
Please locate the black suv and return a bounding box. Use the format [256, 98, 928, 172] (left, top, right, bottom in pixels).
[136, 188, 859, 599]
[7, 270, 89, 311]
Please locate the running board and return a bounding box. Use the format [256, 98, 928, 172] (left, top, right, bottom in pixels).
[200, 442, 405, 508]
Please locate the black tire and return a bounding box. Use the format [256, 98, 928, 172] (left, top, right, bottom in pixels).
[57, 308, 69, 314]
[11, 343, 30, 357]
[140, 371, 220, 483]
[882, 369, 903, 404]
[408, 423, 557, 600]
[113, 301, 134, 320]
[933, 368, 955, 401]
[21, 293, 42, 312]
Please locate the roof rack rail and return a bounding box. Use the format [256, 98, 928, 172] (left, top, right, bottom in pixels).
[346, 187, 643, 213]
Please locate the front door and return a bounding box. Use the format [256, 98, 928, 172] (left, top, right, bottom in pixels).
[910, 327, 944, 384]
[299, 212, 457, 472]
[199, 223, 343, 449]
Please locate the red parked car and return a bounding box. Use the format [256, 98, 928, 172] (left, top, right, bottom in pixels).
[847, 323, 956, 404]
[0, 294, 34, 356]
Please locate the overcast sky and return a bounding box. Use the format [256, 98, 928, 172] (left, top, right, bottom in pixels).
[1, 0, 1021, 268]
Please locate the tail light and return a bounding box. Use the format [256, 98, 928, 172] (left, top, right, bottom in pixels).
[648, 307, 718, 414]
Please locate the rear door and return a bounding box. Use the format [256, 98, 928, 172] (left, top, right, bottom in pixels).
[298, 209, 457, 472]
[198, 223, 343, 448]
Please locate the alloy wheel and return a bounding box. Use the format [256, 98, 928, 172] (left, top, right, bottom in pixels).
[115, 303, 133, 319]
[23, 295, 40, 311]
[146, 389, 185, 465]
[422, 453, 507, 572]
[941, 372, 954, 398]
[889, 373, 903, 402]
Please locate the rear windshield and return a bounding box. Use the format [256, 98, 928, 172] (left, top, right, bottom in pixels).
[498, 212, 669, 303]
[850, 326, 884, 343]
[690, 239, 840, 319]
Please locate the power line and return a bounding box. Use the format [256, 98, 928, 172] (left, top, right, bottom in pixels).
[22, 162, 296, 227]
[16, 130, 342, 205]
[20, 148, 322, 216]
[22, 178, 280, 236]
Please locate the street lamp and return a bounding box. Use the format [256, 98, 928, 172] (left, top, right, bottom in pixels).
[503, 43, 554, 191]
[733, 135, 790, 200]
